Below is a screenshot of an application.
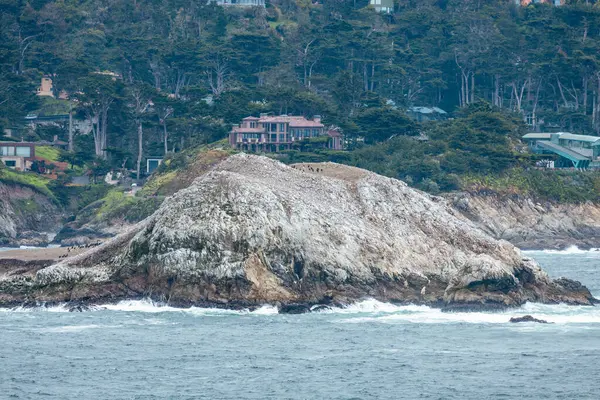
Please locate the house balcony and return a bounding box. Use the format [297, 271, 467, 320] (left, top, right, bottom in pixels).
[238, 138, 264, 144]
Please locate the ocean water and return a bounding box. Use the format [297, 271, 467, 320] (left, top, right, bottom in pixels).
[0, 244, 61, 252]
[1, 249, 600, 399]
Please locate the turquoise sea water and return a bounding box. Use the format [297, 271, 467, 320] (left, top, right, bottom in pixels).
[1, 248, 600, 399]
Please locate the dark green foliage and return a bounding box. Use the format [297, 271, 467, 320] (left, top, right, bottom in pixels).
[347, 109, 522, 192]
[465, 169, 600, 203]
[2, 0, 600, 206]
[49, 182, 111, 210]
[352, 107, 419, 144]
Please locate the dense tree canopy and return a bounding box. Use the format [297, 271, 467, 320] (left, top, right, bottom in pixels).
[1, 0, 599, 183]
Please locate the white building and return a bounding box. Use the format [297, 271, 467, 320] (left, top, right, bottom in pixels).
[370, 0, 393, 13]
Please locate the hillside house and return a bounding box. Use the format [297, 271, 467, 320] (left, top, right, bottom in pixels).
[516, 0, 564, 5]
[523, 132, 600, 169]
[213, 0, 265, 6]
[229, 114, 343, 152]
[370, 0, 394, 13]
[37, 77, 54, 98]
[407, 106, 448, 122]
[0, 142, 36, 171]
[146, 158, 163, 174]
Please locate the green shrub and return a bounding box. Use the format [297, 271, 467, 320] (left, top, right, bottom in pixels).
[462, 169, 600, 203]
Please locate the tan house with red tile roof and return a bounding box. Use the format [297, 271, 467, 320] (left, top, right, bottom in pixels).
[229, 114, 343, 152]
[517, 0, 564, 5]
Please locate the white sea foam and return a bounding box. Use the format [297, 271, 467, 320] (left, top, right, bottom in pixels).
[0, 304, 71, 313]
[330, 299, 600, 325]
[250, 304, 279, 315]
[0, 298, 277, 315]
[102, 299, 182, 313]
[0, 244, 61, 252]
[523, 246, 600, 255]
[41, 324, 121, 333]
[1, 298, 598, 324]
[102, 299, 279, 316]
[332, 298, 411, 314]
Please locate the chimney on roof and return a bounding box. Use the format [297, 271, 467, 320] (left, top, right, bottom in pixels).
[313, 115, 321, 123]
[259, 113, 268, 118]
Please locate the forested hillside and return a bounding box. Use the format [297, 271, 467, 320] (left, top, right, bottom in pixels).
[2, 0, 600, 196]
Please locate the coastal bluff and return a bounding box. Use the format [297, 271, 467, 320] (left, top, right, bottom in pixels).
[0, 154, 595, 310]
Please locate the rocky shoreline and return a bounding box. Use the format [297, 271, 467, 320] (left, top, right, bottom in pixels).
[0, 182, 63, 248]
[448, 192, 600, 251]
[0, 155, 596, 312]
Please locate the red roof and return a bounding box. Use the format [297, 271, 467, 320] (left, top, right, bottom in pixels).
[289, 120, 324, 128]
[236, 115, 324, 128]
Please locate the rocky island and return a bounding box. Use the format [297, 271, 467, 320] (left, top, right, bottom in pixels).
[0, 154, 595, 311]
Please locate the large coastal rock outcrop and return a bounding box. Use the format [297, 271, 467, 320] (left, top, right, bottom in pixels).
[0, 155, 595, 310]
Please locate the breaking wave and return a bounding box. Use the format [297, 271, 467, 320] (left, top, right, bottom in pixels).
[40, 324, 122, 333]
[1, 298, 598, 324]
[523, 246, 600, 255]
[0, 304, 71, 313]
[0, 244, 61, 252]
[0, 299, 279, 315]
[328, 299, 600, 325]
[103, 299, 279, 316]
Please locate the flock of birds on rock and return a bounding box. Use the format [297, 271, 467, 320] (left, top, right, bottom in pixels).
[292, 165, 324, 173]
[57, 242, 102, 259]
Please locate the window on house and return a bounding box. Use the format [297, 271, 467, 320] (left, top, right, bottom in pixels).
[250, 122, 256, 128]
[4, 160, 16, 167]
[270, 134, 277, 142]
[1, 146, 15, 156]
[312, 129, 319, 137]
[279, 123, 285, 132]
[525, 114, 535, 126]
[279, 134, 286, 142]
[304, 129, 310, 138]
[270, 124, 277, 132]
[16, 147, 31, 157]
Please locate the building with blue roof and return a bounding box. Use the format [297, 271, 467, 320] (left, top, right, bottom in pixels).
[522, 132, 600, 169]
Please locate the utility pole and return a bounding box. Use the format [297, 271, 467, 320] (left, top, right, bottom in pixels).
[68, 101, 74, 152]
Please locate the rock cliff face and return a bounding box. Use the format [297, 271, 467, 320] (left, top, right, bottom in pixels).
[0, 182, 62, 247]
[448, 193, 600, 250]
[0, 155, 595, 310]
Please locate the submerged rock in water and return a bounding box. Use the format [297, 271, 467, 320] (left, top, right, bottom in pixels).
[279, 303, 312, 314]
[310, 305, 332, 312]
[510, 315, 551, 324]
[0, 154, 596, 310]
